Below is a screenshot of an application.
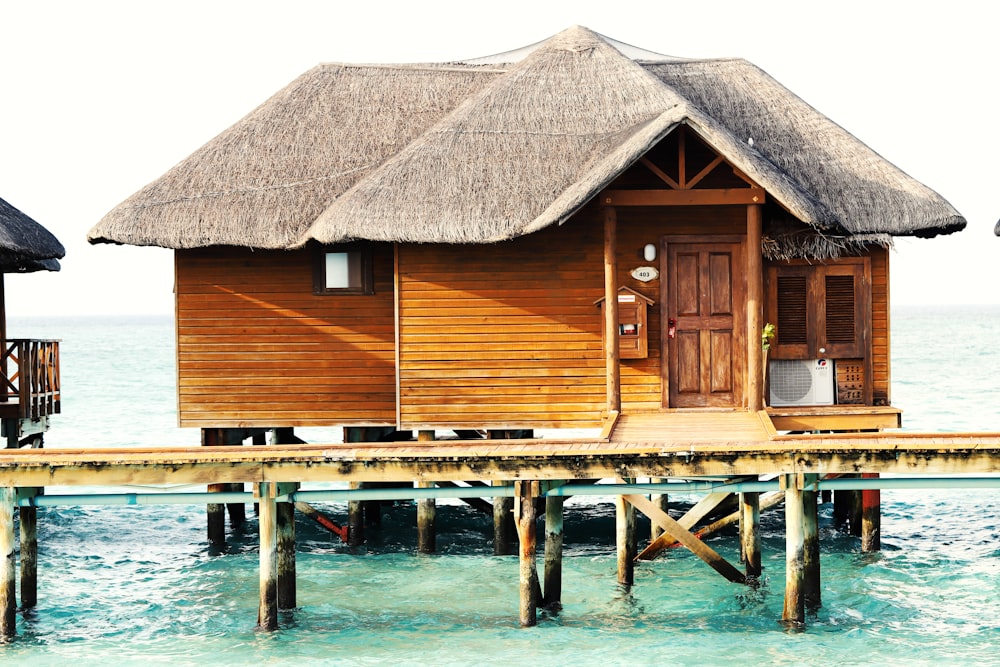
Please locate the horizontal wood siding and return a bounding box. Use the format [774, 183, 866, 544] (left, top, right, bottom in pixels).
[176, 246, 396, 428]
[398, 217, 606, 429]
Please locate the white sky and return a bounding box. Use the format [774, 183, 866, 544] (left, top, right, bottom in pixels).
[0, 1, 997, 316]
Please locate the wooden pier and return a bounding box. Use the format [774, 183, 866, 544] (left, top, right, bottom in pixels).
[2, 413, 1000, 637]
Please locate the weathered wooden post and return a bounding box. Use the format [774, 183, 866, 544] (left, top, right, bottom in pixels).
[543, 490, 564, 610]
[0, 486, 15, 640]
[514, 480, 540, 627]
[650, 479, 668, 541]
[276, 482, 297, 610]
[493, 482, 514, 555]
[19, 501, 37, 609]
[489, 432, 516, 556]
[256, 482, 278, 631]
[417, 431, 436, 554]
[803, 476, 821, 609]
[861, 473, 881, 552]
[782, 474, 805, 626]
[203, 429, 227, 545]
[615, 484, 637, 587]
[739, 490, 761, 578]
[347, 481, 365, 547]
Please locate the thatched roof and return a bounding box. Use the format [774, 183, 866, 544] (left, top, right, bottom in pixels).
[0, 196, 64, 272]
[89, 26, 965, 258]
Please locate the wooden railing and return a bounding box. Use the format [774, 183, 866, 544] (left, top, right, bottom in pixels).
[1, 339, 60, 421]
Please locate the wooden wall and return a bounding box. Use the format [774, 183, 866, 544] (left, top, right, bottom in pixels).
[397, 216, 607, 430]
[175, 246, 397, 428]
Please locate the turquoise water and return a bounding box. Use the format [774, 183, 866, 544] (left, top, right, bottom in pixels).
[3, 306, 1000, 665]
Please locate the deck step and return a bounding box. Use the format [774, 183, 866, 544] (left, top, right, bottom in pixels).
[609, 411, 773, 444]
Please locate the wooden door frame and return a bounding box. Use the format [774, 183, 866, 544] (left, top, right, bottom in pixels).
[660, 235, 747, 409]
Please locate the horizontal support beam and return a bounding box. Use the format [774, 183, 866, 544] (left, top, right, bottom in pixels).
[15, 476, 1000, 507]
[601, 188, 765, 207]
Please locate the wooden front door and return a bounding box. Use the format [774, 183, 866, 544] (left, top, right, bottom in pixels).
[663, 239, 745, 408]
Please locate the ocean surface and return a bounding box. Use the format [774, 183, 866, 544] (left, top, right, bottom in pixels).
[3, 305, 1000, 665]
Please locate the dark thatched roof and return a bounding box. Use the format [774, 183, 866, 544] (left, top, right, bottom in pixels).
[88, 26, 965, 258]
[0, 196, 64, 273]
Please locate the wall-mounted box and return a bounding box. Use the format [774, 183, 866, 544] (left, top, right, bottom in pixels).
[595, 286, 655, 360]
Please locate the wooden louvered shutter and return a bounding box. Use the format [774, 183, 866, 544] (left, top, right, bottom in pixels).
[766, 260, 869, 360]
[772, 271, 809, 358]
[820, 265, 866, 358]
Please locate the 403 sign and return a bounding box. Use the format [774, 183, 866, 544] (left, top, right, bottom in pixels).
[630, 266, 659, 283]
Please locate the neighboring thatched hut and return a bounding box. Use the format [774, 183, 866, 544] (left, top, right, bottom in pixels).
[89, 26, 964, 436]
[0, 195, 64, 444]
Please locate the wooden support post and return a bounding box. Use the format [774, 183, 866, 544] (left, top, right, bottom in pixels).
[256, 482, 278, 631]
[543, 493, 564, 611]
[833, 488, 851, 529]
[615, 491, 637, 587]
[347, 481, 365, 547]
[416, 431, 436, 554]
[602, 205, 621, 414]
[1, 487, 15, 640]
[19, 502, 37, 609]
[203, 428, 230, 544]
[746, 202, 764, 411]
[650, 479, 668, 542]
[514, 480, 540, 627]
[782, 474, 805, 627]
[493, 482, 515, 556]
[416, 481, 436, 554]
[849, 487, 863, 537]
[861, 473, 881, 552]
[739, 491, 761, 579]
[276, 482, 297, 610]
[803, 478, 821, 609]
[226, 482, 247, 528]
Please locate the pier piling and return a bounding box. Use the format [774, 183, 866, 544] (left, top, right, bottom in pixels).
[543, 492, 564, 610]
[803, 477, 821, 609]
[782, 474, 805, 626]
[256, 482, 278, 631]
[416, 431, 436, 554]
[18, 503, 36, 609]
[615, 488, 637, 586]
[740, 490, 761, 578]
[861, 474, 881, 552]
[276, 483, 297, 610]
[493, 481, 515, 555]
[1, 487, 14, 640]
[515, 480, 540, 627]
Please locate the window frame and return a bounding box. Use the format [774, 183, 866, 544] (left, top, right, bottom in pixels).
[312, 243, 374, 296]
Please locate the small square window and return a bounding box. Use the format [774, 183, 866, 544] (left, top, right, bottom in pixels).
[313, 245, 373, 295]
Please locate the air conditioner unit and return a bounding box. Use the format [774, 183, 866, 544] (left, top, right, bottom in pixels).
[769, 359, 835, 407]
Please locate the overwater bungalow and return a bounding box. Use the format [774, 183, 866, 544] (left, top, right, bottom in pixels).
[70, 27, 986, 631]
[88, 26, 963, 441]
[0, 195, 63, 448]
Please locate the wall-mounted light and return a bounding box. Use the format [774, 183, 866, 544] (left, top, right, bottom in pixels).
[643, 243, 656, 262]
